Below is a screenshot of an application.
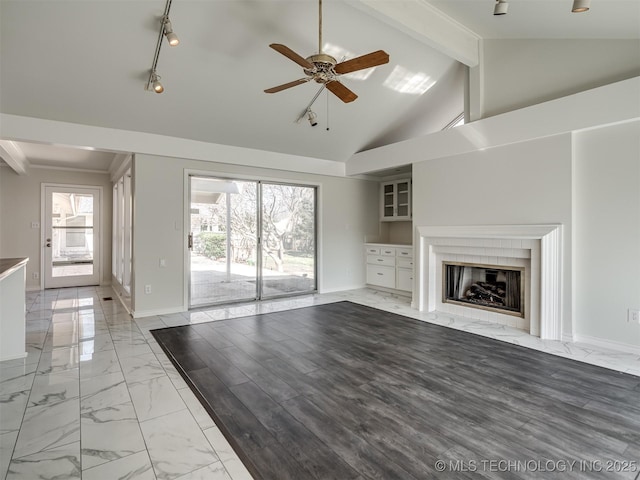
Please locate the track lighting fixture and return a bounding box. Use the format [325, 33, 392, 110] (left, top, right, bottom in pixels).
[307, 109, 318, 127]
[490, 0, 592, 16]
[572, 0, 590, 12]
[151, 72, 164, 93]
[494, 0, 508, 15]
[145, 0, 178, 94]
[163, 16, 179, 46]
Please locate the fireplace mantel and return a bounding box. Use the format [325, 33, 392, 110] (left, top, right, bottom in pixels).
[416, 225, 563, 340]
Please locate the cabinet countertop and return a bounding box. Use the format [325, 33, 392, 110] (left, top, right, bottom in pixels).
[365, 243, 412, 248]
[0, 258, 29, 282]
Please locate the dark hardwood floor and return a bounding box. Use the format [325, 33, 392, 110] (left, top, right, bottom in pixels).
[151, 301, 640, 480]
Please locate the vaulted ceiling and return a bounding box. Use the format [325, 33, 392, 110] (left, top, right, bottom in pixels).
[1, 0, 638, 172]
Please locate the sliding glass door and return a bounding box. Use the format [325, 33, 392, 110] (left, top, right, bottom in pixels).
[189, 177, 258, 307]
[260, 183, 316, 299]
[189, 176, 316, 307]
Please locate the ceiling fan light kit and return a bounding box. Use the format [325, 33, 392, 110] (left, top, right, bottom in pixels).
[264, 0, 390, 104]
[307, 109, 318, 127]
[145, 0, 179, 94]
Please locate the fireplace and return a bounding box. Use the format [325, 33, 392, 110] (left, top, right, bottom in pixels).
[443, 262, 524, 317]
[416, 225, 563, 340]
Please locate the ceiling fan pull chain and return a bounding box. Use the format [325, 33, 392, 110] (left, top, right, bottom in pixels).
[326, 87, 330, 131]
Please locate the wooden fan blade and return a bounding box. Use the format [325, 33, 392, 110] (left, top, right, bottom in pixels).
[269, 44, 314, 69]
[334, 50, 389, 75]
[326, 81, 358, 103]
[264, 78, 310, 94]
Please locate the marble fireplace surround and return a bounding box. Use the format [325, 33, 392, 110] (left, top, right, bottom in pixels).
[416, 225, 563, 341]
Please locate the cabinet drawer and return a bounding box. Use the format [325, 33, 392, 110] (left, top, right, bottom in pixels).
[396, 248, 413, 258]
[365, 246, 380, 255]
[396, 268, 413, 292]
[397, 258, 413, 268]
[380, 247, 396, 256]
[367, 265, 396, 289]
[367, 255, 396, 267]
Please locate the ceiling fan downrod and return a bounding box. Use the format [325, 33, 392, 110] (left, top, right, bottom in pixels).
[319, 0, 323, 54]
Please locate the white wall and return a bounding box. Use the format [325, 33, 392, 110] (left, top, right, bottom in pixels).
[573, 120, 640, 348]
[0, 166, 112, 289]
[412, 134, 574, 336]
[479, 39, 640, 119]
[132, 154, 379, 315]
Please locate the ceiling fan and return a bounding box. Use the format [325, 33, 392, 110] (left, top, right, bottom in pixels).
[264, 0, 390, 103]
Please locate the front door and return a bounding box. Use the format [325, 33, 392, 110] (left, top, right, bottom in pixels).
[43, 185, 101, 288]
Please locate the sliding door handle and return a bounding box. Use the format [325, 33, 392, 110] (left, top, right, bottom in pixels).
[188, 233, 193, 250]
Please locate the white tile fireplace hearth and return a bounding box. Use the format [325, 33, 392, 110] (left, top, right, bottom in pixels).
[416, 225, 563, 340]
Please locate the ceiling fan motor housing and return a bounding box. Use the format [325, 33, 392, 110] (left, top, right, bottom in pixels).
[304, 53, 337, 83]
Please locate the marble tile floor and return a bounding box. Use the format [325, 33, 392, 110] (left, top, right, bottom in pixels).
[1, 286, 639, 480]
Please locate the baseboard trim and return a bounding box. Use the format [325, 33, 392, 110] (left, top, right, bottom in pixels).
[0, 351, 28, 362]
[365, 285, 412, 298]
[132, 306, 185, 319]
[573, 334, 640, 355]
[319, 284, 367, 294]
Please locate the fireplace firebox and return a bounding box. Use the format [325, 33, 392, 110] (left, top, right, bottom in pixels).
[443, 262, 524, 317]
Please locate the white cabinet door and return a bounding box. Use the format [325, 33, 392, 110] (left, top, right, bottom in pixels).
[396, 268, 413, 292]
[380, 179, 411, 221]
[366, 265, 396, 289]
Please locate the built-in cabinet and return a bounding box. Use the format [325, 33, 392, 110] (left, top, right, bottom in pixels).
[365, 244, 413, 293]
[380, 179, 411, 221]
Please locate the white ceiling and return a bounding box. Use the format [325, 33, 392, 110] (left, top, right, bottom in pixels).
[9, 142, 119, 172]
[430, 0, 640, 39]
[0, 0, 637, 172]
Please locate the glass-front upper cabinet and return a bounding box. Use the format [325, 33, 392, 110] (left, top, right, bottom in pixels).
[380, 179, 411, 221]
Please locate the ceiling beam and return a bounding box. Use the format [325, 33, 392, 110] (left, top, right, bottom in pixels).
[109, 153, 132, 182]
[346, 77, 640, 175]
[351, 0, 480, 67]
[0, 140, 30, 175]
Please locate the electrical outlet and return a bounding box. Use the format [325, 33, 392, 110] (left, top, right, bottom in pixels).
[32, 272, 39, 280]
[159, 259, 166, 267]
[31, 222, 40, 229]
[628, 309, 640, 324]
[144, 285, 152, 294]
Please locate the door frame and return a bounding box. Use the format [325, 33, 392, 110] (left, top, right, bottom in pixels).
[183, 169, 321, 309]
[41, 183, 103, 289]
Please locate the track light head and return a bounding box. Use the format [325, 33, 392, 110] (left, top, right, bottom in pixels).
[494, 0, 508, 15]
[151, 72, 164, 93]
[163, 16, 179, 46]
[307, 110, 318, 127]
[572, 0, 590, 12]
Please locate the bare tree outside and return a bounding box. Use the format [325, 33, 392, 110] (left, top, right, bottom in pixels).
[261, 183, 315, 273]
